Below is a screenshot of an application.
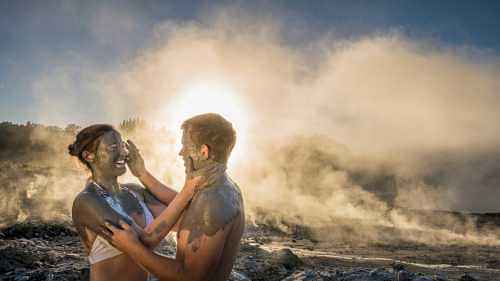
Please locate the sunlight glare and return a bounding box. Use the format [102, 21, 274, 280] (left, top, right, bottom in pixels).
[163, 81, 250, 167]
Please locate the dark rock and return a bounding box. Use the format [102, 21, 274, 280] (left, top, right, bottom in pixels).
[0, 245, 43, 273]
[459, 273, 478, 281]
[433, 273, 448, 281]
[230, 270, 251, 281]
[392, 262, 406, 271]
[338, 268, 370, 281]
[396, 270, 413, 281]
[80, 267, 90, 280]
[283, 270, 317, 281]
[414, 276, 433, 281]
[0, 222, 77, 240]
[271, 248, 302, 270]
[368, 267, 393, 281]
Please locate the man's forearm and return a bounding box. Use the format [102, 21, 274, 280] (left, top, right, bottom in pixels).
[127, 242, 187, 281]
[138, 170, 177, 204]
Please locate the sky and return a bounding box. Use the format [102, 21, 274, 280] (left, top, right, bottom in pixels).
[1, 0, 500, 125]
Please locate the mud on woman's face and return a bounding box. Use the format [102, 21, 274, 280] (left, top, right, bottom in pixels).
[93, 131, 128, 176]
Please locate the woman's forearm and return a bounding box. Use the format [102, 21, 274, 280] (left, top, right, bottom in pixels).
[142, 186, 193, 245]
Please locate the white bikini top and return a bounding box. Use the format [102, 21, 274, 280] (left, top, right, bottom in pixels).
[88, 181, 154, 264]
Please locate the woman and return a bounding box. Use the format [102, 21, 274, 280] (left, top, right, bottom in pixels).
[69, 124, 203, 281]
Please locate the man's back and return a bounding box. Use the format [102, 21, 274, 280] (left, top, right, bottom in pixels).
[176, 174, 244, 281]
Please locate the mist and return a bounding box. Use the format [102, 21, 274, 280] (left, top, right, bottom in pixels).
[11, 8, 500, 245]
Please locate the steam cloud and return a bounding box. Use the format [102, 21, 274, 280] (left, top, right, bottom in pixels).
[15, 8, 500, 244]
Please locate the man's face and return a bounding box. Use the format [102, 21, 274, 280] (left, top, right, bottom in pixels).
[93, 131, 128, 177]
[179, 129, 208, 175]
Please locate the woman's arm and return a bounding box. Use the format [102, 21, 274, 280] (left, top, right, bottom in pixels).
[72, 189, 133, 249]
[138, 176, 202, 248]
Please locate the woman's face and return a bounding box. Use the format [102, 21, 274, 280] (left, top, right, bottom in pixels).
[92, 130, 128, 177]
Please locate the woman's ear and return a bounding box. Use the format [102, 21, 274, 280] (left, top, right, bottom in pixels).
[200, 144, 210, 160]
[82, 151, 95, 162]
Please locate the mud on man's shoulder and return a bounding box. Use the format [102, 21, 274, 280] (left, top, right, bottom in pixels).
[187, 182, 242, 228]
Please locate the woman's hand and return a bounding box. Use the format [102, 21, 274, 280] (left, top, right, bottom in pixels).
[126, 140, 146, 178]
[139, 231, 162, 249]
[182, 176, 204, 198]
[104, 220, 142, 253]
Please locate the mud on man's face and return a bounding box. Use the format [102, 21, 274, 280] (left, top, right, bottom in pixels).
[92, 131, 129, 177]
[179, 129, 210, 175]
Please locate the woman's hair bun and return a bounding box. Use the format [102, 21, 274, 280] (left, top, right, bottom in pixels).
[68, 143, 76, 156]
[68, 124, 115, 159]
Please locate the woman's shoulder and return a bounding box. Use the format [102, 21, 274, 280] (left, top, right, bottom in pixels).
[72, 183, 104, 216]
[120, 183, 162, 205]
[120, 182, 145, 193]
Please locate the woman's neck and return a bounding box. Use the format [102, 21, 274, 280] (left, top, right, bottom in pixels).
[91, 171, 119, 194]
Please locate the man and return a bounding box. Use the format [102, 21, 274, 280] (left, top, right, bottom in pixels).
[106, 113, 245, 281]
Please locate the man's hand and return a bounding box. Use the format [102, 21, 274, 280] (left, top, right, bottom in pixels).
[126, 140, 147, 178]
[104, 220, 142, 253]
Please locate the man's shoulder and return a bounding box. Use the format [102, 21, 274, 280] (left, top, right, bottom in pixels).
[195, 175, 243, 209]
[181, 175, 243, 241]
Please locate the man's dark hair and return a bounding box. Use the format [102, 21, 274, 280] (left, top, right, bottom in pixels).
[181, 113, 236, 165]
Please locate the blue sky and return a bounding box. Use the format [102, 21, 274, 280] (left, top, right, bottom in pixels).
[1, 0, 499, 125]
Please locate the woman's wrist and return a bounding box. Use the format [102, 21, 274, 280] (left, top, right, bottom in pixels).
[137, 169, 149, 181]
[178, 186, 194, 199]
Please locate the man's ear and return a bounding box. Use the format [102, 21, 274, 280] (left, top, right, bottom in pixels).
[200, 144, 210, 159]
[82, 151, 95, 162]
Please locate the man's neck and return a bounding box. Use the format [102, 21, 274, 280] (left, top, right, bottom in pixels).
[92, 171, 120, 194]
[189, 160, 227, 187]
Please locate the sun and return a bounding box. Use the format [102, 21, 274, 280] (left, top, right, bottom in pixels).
[162, 80, 250, 166]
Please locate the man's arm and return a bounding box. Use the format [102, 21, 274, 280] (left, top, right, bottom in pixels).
[179, 227, 229, 281]
[106, 221, 230, 281]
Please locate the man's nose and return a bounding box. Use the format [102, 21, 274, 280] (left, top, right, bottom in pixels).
[178, 148, 184, 156]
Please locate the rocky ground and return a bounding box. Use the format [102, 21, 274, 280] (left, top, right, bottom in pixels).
[1, 220, 499, 281]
